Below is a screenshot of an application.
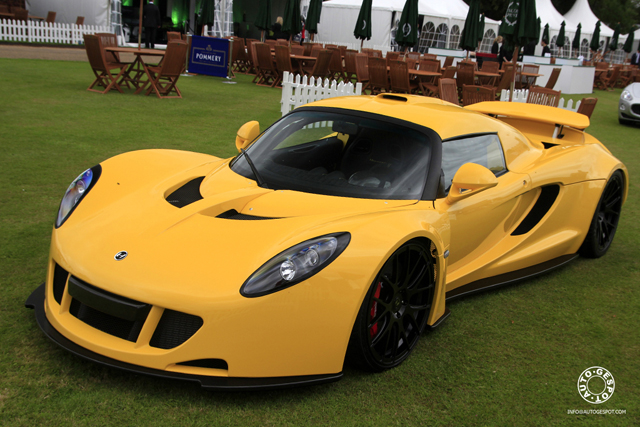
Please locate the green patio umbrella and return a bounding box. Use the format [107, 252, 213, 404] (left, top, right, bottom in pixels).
[572, 22, 582, 53]
[306, 0, 322, 37]
[542, 23, 549, 43]
[535, 17, 541, 41]
[609, 22, 621, 51]
[255, 0, 272, 41]
[354, 0, 372, 50]
[198, 0, 215, 28]
[513, 0, 538, 47]
[590, 20, 601, 52]
[622, 30, 634, 53]
[394, 0, 419, 50]
[556, 21, 566, 56]
[459, 0, 482, 52]
[282, 0, 302, 41]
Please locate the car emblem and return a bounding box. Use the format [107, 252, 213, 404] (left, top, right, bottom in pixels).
[114, 251, 128, 261]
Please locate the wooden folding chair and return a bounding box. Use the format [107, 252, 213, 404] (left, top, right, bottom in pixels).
[274, 44, 296, 81]
[367, 56, 389, 95]
[254, 42, 280, 87]
[344, 50, 358, 84]
[417, 59, 440, 96]
[354, 53, 370, 92]
[577, 97, 598, 118]
[95, 32, 123, 64]
[307, 49, 332, 80]
[76, 16, 84, 26]
[328, 48, 345, 81]
[389, 60, 419, 94]
[544, 67, 561, 89]
[83, 34, 129, 94]
[231, 37, 250, 74]
[290, 45, 304, 56]
[526, 87, 561, 107]
[595, 66, 620, 91]
[167, 31, 181, 41]
[143, 40, 189, 98]
[45, 11, 56, 23]
[439, 78, 459, 105]
[462, 85, 496, 106]
[442, 56, 454, 69]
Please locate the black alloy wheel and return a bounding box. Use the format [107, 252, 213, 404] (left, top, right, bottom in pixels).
[580, 170, 624, 258]
[347, 240, 435, 371]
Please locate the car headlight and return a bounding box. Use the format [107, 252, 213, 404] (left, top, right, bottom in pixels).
[621, 90, 633, 102]
[241, 233, 351, 297]
[55, 165, 101, 228]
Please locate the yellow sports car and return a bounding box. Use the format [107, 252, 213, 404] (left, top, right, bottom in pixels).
[26, 95, 627, 390]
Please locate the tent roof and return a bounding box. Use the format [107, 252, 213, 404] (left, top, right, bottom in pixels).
[536, 0, 578, 32]
[564, 0, 615, 37]
[323, 0, 498, 24]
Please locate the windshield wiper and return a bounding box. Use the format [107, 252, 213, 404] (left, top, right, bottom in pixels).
[240, 148, 269, 189]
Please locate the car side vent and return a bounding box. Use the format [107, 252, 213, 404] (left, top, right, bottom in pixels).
[216, 209, 279, 220]
[511, 185, 560, 236]
[166, 177, 205, 208]
[542, 142, 559, 149]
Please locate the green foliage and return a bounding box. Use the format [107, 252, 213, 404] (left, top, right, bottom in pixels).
[1, 58, 639, 426]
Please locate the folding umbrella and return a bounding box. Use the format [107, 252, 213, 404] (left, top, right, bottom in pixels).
[590, 21, 601, 52]
[255, 0, 272, 41]
[306, 0, 323, 40]
[622, 30, 634, 53]
[572, 23, 582, 57]
[282, 0, 302, 42]
[556, 21, 566, 57]
[609, 23, 621, 51]
[513, 0, 538, 48]
[542, 23, 549, 44]
[353, 0, 372, 50]
[477, 13, 486, 45]
[459, 0, 481, 53]
[535, 17, 541, 42]
[394, 0, 419, 51]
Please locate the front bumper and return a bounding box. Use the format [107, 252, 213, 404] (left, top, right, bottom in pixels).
[618, 99, 640, 122]
[25, 283, 342, 391]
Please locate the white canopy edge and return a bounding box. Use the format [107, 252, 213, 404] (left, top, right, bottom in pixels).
[26, 0, 109, 27]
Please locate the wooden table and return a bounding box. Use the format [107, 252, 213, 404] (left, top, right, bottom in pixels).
[290, 54, 316, 75]
[105, 47, 165, 94]
[475, 71, 500, 86]
[410, 69, 441, 96]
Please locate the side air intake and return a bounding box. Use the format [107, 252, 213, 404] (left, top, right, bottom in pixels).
[511, 185, 560, 236]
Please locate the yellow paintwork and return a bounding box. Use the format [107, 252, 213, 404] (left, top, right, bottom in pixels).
[43, 95, 627, 380]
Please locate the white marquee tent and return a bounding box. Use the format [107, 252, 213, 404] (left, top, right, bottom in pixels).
[564, 0, 615, 38]
[25, 0, 112, 27]
[317, 0, 499, 52]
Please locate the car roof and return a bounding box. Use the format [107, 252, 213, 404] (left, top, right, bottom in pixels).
[299, 95, 540, 170]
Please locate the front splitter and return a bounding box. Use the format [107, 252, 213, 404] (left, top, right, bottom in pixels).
[25, 283, 343, 391]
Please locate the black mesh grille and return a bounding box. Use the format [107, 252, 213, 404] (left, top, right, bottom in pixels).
[632, 104, 640, 115]
[166, 177, 205, 208]
[150, 309, 203, 349]
[52, 262, 69, 304]
[217, 209, 279, 220]
[69, 298, 146, 342]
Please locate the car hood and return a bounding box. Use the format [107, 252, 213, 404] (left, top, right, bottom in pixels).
[54, 150, 418, 303]
[625, 83, 640, 98]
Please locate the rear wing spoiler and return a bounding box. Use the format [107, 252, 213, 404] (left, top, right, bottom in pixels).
[465, 101, 589, 131]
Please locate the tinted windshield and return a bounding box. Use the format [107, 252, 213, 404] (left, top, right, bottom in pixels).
[230, 109, 433, 200]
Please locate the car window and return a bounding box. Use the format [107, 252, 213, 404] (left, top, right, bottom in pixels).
[230, 110, 435, 200]
[441, 134, 506, 191]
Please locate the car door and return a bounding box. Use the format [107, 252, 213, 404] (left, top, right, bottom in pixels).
[433, 133, 532, 286]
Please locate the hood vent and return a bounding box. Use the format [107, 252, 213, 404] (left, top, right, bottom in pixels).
[166, 177, 205, 208]
[217, 209, 280, 220]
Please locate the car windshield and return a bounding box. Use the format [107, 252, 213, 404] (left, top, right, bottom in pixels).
[230, 109, 433, 200]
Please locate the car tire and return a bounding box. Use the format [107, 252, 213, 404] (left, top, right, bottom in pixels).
[579, 170, 624, 258]
[346, 240, 435, 372]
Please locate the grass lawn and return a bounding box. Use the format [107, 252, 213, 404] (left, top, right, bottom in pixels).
[0, 58, 638, 426]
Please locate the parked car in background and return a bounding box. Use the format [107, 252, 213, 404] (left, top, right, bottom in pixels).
[619, 82, 640, 125]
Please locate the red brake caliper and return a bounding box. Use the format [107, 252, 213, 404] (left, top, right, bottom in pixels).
[370, 282, 382, 338]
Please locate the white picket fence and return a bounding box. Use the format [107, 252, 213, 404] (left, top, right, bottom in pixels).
[0, 19, 109, 44]
[280, 71, 363, 116]
[499, 89, 582, 112]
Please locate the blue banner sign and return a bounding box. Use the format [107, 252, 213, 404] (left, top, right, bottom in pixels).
[189, 36, 230, 78]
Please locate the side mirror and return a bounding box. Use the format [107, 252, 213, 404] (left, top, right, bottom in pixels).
[236, 121, 260, 152]
[446, 163, 498, 204]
